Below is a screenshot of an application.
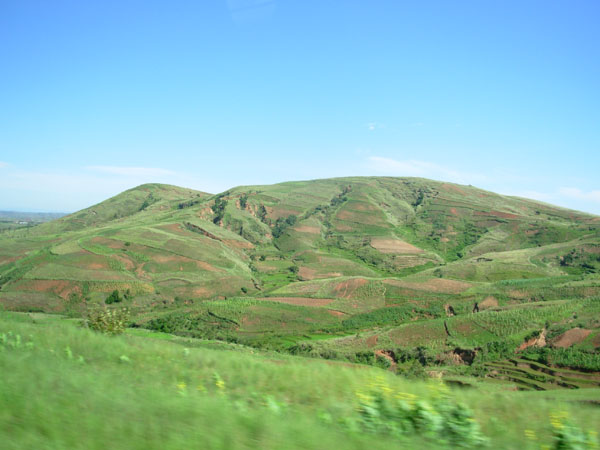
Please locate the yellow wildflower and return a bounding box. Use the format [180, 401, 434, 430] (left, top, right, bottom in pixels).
[524, 429, 537, 440]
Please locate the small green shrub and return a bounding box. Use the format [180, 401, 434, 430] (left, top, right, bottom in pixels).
[85, 307, 130, 335]
[105, 289, 122, 304]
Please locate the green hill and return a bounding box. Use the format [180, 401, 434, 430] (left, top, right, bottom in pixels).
[2, 176, 600, 448]
[0, 177, 599, 378]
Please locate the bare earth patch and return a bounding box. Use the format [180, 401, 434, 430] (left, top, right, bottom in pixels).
[333, 278, 368, 298]
[370, 238, 423, 254]
[385, 278, 472, 294]
[15, 279, 81, 300]
[552, 328, 592, 348]
[293, 225, 321, 234]
[256, 297, 335, 307]
[480, 296, 499, 309]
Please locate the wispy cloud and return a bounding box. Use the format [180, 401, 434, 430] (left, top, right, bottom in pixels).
[558, 187, 600, 203]
[0, 161, 8, 168]
[85, 166, 175, 177]
[367, 122, 385, 131]
[366, 156, 485, 184]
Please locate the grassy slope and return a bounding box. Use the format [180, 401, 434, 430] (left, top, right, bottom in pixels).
[0, 177, 599, 381]
[2, 311, 599, 449]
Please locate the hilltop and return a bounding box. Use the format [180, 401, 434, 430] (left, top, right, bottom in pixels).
[0, 176, 599, 388]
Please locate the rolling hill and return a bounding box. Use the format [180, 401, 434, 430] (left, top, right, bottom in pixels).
[1, 177, 599, 387]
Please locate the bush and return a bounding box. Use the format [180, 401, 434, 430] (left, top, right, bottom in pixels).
[105, 290, 122, 304]
[356, 387, 487, 447]
[85, 306, 130, 335]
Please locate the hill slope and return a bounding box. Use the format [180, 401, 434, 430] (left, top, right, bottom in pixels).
[1, 177, 599, 383]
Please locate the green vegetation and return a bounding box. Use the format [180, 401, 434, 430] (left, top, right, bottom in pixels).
[2, 311, 600, 449]
[1, 177, 600, 447]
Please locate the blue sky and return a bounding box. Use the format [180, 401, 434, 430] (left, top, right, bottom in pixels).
[1, 0, 599, 214]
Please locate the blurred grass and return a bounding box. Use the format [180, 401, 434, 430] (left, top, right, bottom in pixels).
[1, 311, 600, 449]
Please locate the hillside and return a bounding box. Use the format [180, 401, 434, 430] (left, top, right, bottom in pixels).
[1, 177, 599, 389]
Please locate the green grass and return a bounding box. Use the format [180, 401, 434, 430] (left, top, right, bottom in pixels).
[2, 311, 600, 449]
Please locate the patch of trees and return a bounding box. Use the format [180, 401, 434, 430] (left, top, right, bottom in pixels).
[239, 194, 248, 209]
[177, 199, 202, 209]
[330, 185, 352, 207]
[272, 214, 297, 238]
[105, 289, 132, 304]
[212, 197, 228, 224]
[139, 193, 156, 211]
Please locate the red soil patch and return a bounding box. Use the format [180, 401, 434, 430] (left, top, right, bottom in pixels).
[518, 330, 547, 351]
[374, 350, 397, 370]
[366, 335, 379, 348]
[333, 278, 368, 298]
[299, 267, 317, 280]
[111, 254, 135, 271]
[298, 266, 342, 281]
[334, 223, 353, 232]
[370, 238, 423, 254]
[193, 287, 213, 297]
[351, 202, 378, 212]
[294, 225, 321, 234]
[224, 239, 254, 249]
[327, 309, 347, 317]
[152, 254, 219, 272]
[449, 208, 458, 216]
[16, 279, 81, 300]
[90, 237, 124, 249]
[441, 183, 466, 195]
[265, 206, 301, 220]
[479, 296, 499, 309]
[552, 328, 592, 348]
[385, 278, 472, 294]
[0, 256, 18, 265]
[255, 297, 335, 307]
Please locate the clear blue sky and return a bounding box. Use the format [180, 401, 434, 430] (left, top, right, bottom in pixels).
[1, 0, 599, 214]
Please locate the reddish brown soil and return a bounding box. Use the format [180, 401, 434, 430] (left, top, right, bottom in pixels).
[255, 297, 335, 307]
[370, 238, 423, 254]
[90, 237, 124, 249]
[334, 223, 353, 231]
[265, 206, 302, 220]
[333, 278, 368, 298]
[441, 183, 466, 195]
[224, 239, 254, 249]
[16, 279, 81, 300]
[552, 328, 592, 348]
[449, 208, 458, 216]
[366, 335, 379, 348]
[293, 225, 321, 234]
[385, 278, 471, 294]
[518, 329, 546, 351]
[152, 254, 219, 272]
[351, 202, 378, 212]
[326, 309, 347, 317]
[111, 254, 135, 270]
[374, 350, 397, 370]
[480, 296, 499, 309]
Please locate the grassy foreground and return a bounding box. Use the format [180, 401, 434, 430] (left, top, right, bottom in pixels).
[1, 311, 599, 449]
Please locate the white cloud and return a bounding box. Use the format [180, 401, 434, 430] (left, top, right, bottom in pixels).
[0, 161, 8, 168]
[558, 187, 600, 203]
[367, 122, 385, 131]
[85, 166, 175, 177]
[366, 156, 486, 185]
